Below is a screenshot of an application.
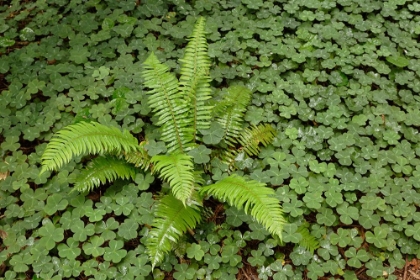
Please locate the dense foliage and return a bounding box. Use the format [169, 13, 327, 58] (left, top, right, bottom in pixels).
[39, 17, 285, 269]
[1, 0, 420, 279]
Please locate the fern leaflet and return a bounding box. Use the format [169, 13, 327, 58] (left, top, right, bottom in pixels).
[147, 194, 201, 269]
[74, 156, 137, 193]
[124, 141, 151, 170]
[238, 124, 276, 156]
[296, 223, 319, 254]
[179, 17, 213, 140]
[213, 85, 252, 147]
[151, 153, 196, 206]
[200, 174, 285, 239]
[142, 53, 193, 153]
[40, 122, 139, 173]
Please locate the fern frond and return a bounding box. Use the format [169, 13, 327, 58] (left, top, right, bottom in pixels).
[74, 156, 137, 193]
[124, 141, 151, 170]
[151, 153, 195, 206]
[238, 124, 276, 156]
[213, 85, 252, 146]
[40, 122, 139, 173]
[142, 53, 193, 153]
[147, 194, 202, 269]
[179, 17, 213, 140]
[297, 223, 319, 254]
[200, 174, 285, 239]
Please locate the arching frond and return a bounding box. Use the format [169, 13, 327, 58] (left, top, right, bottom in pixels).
[124, 141, 151, 170]
[40, 122, 139, 174]
[147, 194, 201, 269]
[213, 85, 252, 146]
[179, 17, 213, 140]
[151, 153, 195, 206]
[238, 124, 276, 156]
[142, 53, 193, 153]
[200, 174, 285, 239]
[73, 156, 137, 193]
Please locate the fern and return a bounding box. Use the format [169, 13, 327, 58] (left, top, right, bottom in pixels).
[40, 122, 139, 173]
[147, 194, 202, 269]
[39, 17, 285, 269]
[74, 156, 137, 193]
[142, 53, 193, 153]
[218, 124, 276, 169]
[296, 223, 319, 254]
[151, 153, 196, 206]
[213, 85, 252, 146]
[178, 17, 213, 140]
[124, 141, 151, 170]
[238, 124, 276, 156]
[200, 174, 285, 239]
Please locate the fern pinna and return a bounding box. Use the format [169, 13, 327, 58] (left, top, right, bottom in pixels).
[40, 17, 286, 269]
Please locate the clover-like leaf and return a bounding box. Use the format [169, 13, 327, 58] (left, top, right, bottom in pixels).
[204, 253, 222, 270]
[345, 247, 370, 268]
[85, 207, 106, 222]
[302, 191, 323, 209]
[248, 249, 266, 266]
[134, 172, 154, 191]
[289, 246, 312, 266]
[69, 45, 91, 64]
[225, 207, 250, 227]
[186, 243, 205, 261]
[38, 222, 65, 250]
[114, 194, 134, 216]
[366, 224, 389, 248]
[9, 252, 32, 273]
[58, 237, 82, 260]
[0, 37, 15, 48]
[60, 259, 82, 278]
[188, 145, 211, 164]
[201, 122, 225, 145]
[330, 228, 351, 247]
[71, 220, 95, 242]
[316, 208, 337, 226]
[117, 219, 139, 240]
[336, 202, 359, 224]
[173, 263, 196, 280]
[83, 236, 105, 257]
[289, 177, 309, 194]
[104, 240, 127, 263]
[405, 223, 420, 241]
[307, 262, 324, 279]
[95, 217, 118, 241]
[386, 55, 409, 68]
[44, 193, 68, 215]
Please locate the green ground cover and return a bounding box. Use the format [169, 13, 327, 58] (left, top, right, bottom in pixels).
[1, 0, 420, 279]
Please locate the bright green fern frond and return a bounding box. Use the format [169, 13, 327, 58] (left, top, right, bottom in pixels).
[179, 17, 213, 140]
[297, 223, 320, 254]
[142, 53, 193, 153]
[124, 141, 151, 170]
[41, 122, 139, 173]
[151, 153, 195, 206]
[213, 85, 252, 146]
[147, 194, 201, 269]
[200, 174, 285, 239]
[74, 156, 137, 193]
[238, 124, 276, 156]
